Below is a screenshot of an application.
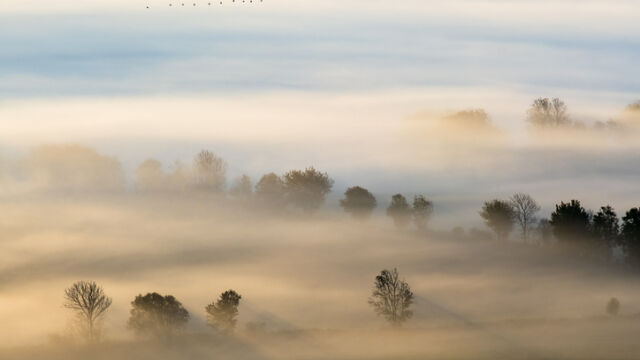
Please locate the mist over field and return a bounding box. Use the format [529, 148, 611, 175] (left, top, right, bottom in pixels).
[2, 190, 640, 359]
[2, 0, 640, 359]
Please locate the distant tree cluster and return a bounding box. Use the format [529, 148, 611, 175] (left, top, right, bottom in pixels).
[526, 97, 640, 132]
[479, 193, 541, 242]
[477, 195, 640, 265]
[63, 282, 243, 342]
[64, 268, 417, 342]
[134, 151, 335, 214]
[385, 194, 434, 230]
[136, 151, 437, 229]
[10, 98, 639, 196]
[527, 97, 570, 127]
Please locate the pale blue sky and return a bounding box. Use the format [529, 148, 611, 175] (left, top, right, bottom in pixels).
[1, 1, 638, 99]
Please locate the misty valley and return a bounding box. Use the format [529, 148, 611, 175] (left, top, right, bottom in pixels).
[2, 0, 640, 357]
[2, 100, 640, 359]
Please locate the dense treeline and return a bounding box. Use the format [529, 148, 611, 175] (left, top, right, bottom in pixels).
[479, 197, 640, 265]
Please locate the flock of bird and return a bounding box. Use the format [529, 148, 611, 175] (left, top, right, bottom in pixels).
[146, 0, 263, 8]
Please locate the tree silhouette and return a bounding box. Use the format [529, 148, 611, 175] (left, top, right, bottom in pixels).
[128, 292, 189, 339]
[412, 195, 433, 230]
[593, 205, 619, 248]
[510, 193, 540, 242]
[282, 167, 334, 214]
[368, 268, 413, 326]
[479, 200, 515, 240]
[255, 172, 286, 208]
[205, 290, 242, 332]
[193, 150, 227, 193]
[550, 200, 592, 244]
[340, 186, 377, 220]
[526, 97, 570, 127]
[64, 281, 112, 342]
[621, 207, 640, 266]
[386, 194, 411, 229]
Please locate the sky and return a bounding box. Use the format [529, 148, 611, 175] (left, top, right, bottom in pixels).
[2, 0, 638, 99]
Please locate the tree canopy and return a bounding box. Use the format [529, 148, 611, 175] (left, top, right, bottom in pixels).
[255, 172, 286, 208]
[368, 268, 414, 326]
[205, 290, 242, 332]
[480, 199, 515, 240]
[282, 167, 334, 213]
[412, 195, 433, 230]
[340, 186, 377, 220]
[550, 200, 592, 243]
[621, 207, 640, 266]
[386, 194, 412, 229]
[593, 205, 619, 247]
[128, 292, 189, 338]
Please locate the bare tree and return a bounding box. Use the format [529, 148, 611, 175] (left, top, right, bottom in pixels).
[193, 150, 227, 193]
[368, 268, 414, 326]
[64, 281, 112, 342]
[526, 97, 570, 127]
[205, 290, 242, 332]
[510, 193, 541, 243]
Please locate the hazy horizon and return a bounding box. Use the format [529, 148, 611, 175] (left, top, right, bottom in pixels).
[2, 1, 640, 359]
